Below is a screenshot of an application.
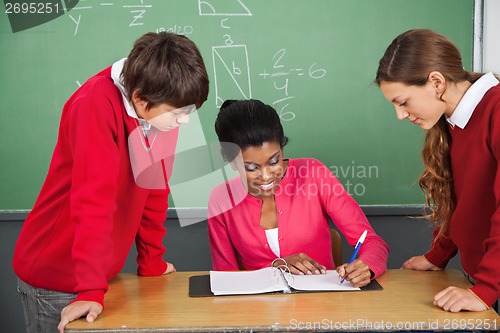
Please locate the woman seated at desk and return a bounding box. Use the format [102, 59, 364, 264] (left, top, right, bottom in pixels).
[207, 99, 389, 287]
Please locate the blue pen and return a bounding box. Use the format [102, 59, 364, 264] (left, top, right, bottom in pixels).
[341, 229, 367, 284]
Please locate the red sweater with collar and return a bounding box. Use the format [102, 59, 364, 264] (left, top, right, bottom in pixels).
[424, 84, 500, 306]
[13, 67, 170, 307]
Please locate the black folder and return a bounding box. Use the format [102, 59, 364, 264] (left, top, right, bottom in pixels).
[188, 274, 382, 297]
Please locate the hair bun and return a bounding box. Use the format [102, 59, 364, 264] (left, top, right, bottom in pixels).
[220, 99, 237, 110]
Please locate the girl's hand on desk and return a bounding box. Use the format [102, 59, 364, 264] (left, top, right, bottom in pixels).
[402, 255, 442, 271]
[58, 300, 103, 333]
[337, 259, 371, 288]
[163, 261, 177, 274]
[279, 253, 326, 275]
[434, 286, 489, 312]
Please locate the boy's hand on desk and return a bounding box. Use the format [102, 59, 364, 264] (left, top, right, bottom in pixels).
[279, 253, 326, 275]
[58, 300, 103, 333]
[402, 255, 442, 271]
[434, 286, 489, 312]
[337, 259, 371, 287]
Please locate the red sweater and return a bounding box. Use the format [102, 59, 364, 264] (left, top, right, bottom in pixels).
[424, 84, 500, 306]
[13, 67, 170, 307]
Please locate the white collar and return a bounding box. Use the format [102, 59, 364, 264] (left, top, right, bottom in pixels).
[447, 72, 499, 129]
[111, 58, 141, 120]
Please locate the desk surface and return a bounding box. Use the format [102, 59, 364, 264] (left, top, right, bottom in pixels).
[67, 269, 499, 332]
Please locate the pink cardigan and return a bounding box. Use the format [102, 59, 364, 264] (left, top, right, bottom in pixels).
[208, 158, 389, 278]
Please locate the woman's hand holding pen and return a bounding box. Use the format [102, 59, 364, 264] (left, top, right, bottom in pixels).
[337, 258, 371, 288]
[278, 253, 326, 275]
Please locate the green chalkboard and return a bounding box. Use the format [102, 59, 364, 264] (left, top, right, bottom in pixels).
[0, 0, 474, 210]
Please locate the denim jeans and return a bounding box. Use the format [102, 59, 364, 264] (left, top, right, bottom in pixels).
[17, 278, 76, 333]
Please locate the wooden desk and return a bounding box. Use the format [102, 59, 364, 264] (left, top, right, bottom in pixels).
[67, 270, 499, 332]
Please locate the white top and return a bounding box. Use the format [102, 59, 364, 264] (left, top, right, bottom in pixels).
[447, 72, 499, 129]
[265, 228, 280, 257]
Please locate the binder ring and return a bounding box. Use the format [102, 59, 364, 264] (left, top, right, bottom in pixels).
[271, 257, 288, 269]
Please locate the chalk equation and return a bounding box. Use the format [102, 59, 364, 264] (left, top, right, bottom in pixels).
[259, 49, 327, 121]
[66, 0, 326, 123]
[201, 0, 326, 121]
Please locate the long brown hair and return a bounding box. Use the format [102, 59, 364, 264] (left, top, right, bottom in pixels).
[375, 29, 483, 242]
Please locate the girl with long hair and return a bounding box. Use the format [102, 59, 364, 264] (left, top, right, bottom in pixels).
[376, 29, 500, 312]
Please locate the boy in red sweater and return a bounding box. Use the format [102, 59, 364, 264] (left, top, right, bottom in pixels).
[376, 29, 500, 312]
[13, 32, 209, 333]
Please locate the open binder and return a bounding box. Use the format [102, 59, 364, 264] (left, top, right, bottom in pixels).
[189, 260, 382, 297]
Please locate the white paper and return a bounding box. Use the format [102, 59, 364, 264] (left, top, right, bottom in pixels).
[210, 267, 360, 296]
[210, 267, 289, 295]
[284, 270, 360, 291]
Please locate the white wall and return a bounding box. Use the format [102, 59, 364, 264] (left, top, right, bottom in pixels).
[483, 0, 500, 73]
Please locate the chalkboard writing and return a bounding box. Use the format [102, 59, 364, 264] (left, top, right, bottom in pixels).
[0, 0, 474, 209]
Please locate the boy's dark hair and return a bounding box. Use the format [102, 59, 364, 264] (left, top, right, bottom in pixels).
[215, 99, 289, 161]
[122, 32, 209, 110]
